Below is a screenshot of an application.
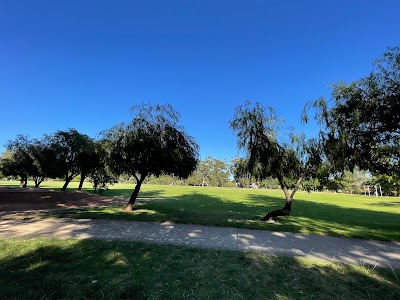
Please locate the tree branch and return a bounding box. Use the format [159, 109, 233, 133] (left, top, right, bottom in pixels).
[276, 173, 291, 200]
[290, 175, 304, 199]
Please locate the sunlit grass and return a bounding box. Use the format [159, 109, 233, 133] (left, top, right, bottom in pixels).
[0, 238, 399, 299]
[2, 181, 400, 241]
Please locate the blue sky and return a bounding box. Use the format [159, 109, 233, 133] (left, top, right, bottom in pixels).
[1, 0, 399, 161]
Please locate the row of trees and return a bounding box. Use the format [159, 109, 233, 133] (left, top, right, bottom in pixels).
[5, 140, 393, 195]
[0, 130, 113, 191]
[1, 47, 399, 219]
[0, 104, 200, 211]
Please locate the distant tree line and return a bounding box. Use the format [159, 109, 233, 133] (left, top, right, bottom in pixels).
[0, 104, 199, 211]
[0, 130, 114, 191]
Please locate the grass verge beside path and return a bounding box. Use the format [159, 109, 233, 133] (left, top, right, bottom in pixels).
[2, 181, 400, 241]
[1, 238, 399, 300]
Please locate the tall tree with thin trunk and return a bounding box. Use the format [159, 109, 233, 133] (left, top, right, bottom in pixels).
[103, 103, 199, 211]
[230, 101, 323, 221]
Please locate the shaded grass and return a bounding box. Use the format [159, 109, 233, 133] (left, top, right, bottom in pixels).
[2, 181, 400, 241]
[0, 180, 93, 192]
[0, 238, 399, 299]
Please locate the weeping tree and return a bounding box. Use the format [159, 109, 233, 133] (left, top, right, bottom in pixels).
[87, 141, 117, 192]
[28, 138, 59, 187]
[305, 47, 400, 178]
[231, 157, 253, 188]
[103, 103, 199, 211]
[76, 139, 101, 190]
[230, 101, 324, 221]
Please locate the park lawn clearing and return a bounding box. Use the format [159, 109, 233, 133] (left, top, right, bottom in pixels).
[1, 181, 400, 241]
[0, 238, 399, 300]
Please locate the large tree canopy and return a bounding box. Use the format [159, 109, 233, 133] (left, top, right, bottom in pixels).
[83, 140, 116, 192]
[103, 103, 199, 210]
[0, 135, 45, 187]
[307, 47, 400, 176]
[44, 129, 95, 191]
[230, 101, 323, 221]
[1, 135, 39, 187]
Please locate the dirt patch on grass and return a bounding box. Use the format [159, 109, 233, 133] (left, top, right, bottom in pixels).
[0, 187, 127, 215]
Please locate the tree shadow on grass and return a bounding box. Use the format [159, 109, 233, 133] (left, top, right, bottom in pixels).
[47, 187, 400, 241]
[133, 191, 400, 241]
[47, 189, 167, 221]
[368, 201, 400, 207]
[134, 191, 279, 225]
[0, 238, 399, 300]
[245, 194, 400, 241]
[97, 188, 169, 201]
[52, 190, 274, 227]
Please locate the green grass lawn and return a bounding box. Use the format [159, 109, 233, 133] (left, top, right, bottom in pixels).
[0, 238, 399, 300]
[2, 181, 400, 241]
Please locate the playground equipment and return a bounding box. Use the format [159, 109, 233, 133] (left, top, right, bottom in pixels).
[364, 185, 382, 196]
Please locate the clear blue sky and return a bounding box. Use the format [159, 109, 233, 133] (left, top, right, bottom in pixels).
[1, 0, 399, 161]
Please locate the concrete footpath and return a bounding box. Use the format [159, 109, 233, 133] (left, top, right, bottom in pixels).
[1, 218, 399, 269]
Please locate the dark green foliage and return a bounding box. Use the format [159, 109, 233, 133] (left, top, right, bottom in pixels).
[231, 157, 260, 188]
[0, 135, 44, 187]
[102, 103, 199, 208]
[30, 139, 61, 181]
[231, 157, 250, 181]
[230, 101, 324, 219]
[230, 102, 285, 180]
[308, 47, 400, 176]
[87, 141, 117, 192]
[44, 129, 95, 191]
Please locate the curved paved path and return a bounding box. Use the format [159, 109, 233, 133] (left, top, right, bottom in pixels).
[1, 218, 399, 269]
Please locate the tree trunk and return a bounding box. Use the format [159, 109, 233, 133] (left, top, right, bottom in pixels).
[20, 177, 27, 188]
[78, 174, 86, 190]
[61, 174, 71, 191]
[261, 174, 296, 222]
[261, 195, 292, 221]
[34, 177, 44, 188]
[260, 165, 316, 221]
[124, 178, 144, 211]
